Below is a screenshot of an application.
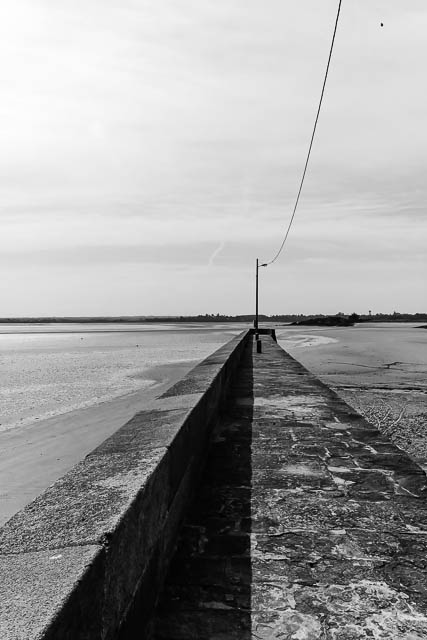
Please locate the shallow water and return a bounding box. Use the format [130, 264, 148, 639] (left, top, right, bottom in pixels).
[0, 323, 246, 431]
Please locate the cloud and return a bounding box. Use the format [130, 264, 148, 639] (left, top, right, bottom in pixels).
[1, 1, 426, 313]
[0, 242, 219, 267]
[208, 242, 226, 267]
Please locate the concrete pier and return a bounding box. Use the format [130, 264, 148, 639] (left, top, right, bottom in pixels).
[0, 332, 249, 640]
[154, 335, 427, 639]
[1, 331, 427, 639]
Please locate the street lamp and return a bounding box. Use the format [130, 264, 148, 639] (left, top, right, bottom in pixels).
[255, 258, 268, 334]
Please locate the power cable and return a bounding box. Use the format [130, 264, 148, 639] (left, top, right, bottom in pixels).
[264, 0, 343, 266]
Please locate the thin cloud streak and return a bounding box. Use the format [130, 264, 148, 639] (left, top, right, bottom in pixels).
[208, 242, 226, 267]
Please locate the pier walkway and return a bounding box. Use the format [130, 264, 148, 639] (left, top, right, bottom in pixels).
[153, 336, 427, 639]
[2, 331, 427, 640]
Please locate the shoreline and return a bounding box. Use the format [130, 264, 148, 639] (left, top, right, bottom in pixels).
[0, 359, 198, 527]
[2, 323, 426, 527]
[0, 359, 200, 434]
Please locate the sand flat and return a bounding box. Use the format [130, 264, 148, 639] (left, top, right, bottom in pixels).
[0, 360, 194, 526]
[278, 323, 427, 467]
[1, 322, 425, 527]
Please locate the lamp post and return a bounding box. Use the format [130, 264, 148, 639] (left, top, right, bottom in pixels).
[255, 258, 267, 334]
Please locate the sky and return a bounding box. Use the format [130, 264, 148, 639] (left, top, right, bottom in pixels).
[1, 0, 426, 316]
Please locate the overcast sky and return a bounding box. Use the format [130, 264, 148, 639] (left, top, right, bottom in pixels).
[1, 0, 426, 316]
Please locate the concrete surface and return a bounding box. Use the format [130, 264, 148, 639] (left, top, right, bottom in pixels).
[154, 335, 427, 639]
[0, 546, 104, 640]
[0, 331, 249, 640]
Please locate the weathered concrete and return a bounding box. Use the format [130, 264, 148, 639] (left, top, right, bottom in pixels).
[255, 327, 277, 341]
[154, 336, 427, 639]
[0, 546, 104, 640]
[0, 331, 249, 640]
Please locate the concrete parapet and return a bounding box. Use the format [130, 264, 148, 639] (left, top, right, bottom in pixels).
[251, 327, 277, 341]
[0, 330, 250, 640]
[154, 336, 427, 639]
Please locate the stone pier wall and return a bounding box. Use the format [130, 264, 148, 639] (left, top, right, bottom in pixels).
[0, 330, 250, 640]
[153, 335, 427, 639]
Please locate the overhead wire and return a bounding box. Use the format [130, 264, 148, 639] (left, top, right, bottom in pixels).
[264, 0, 343, 266]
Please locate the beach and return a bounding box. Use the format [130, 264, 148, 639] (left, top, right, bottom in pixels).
[0, 323, 247, 525]
[277, 322, 427, 469]
[0, 321, 426, 527]
[0, 360, 196, 526]
[0, 323, 245, 432]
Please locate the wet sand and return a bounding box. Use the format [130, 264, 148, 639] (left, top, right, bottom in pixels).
[278, 323, 427, 469]
[1, 323, 425, 526]
[0, 360, 196, 527]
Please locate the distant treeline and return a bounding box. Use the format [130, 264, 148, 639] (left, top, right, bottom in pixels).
[278, 312, 427, 324]
[1, 312, 426, 324]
